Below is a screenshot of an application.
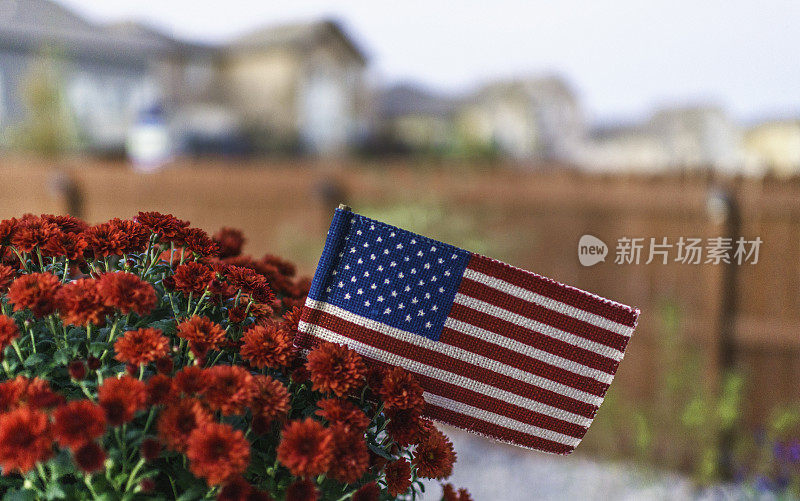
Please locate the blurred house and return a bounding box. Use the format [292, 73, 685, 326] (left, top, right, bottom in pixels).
[0, 0, 211, 153]
[375, 83, 461, 154]
[457, 76, 585, 162]
[0, 0, 368, 157]
[220, 20, 368, 155]
[742, 119, 800, 177]
[581, 105, 749, 174]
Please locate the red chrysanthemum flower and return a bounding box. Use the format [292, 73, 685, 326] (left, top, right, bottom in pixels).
[352, 482, 380, 501]
[315, 399, 370, 436]
[217, 476, 251, 501]
[107, 218, 150, 253]
[157, 398, 211, 452]
[19, 377, 65, 410]
[0, 264, 16, 292]
[98, 272, 157, 315]
[281, 306, 302, 334]
[306, 342, 367, 397]
[7, 272, 61, 317]
[98, 376, 147, 426]
[0, 407, 53, 474]
[41, 230, 87, 260]
[182, 227, 220, 257]
[250, 375, 290, 432]
[285, 479, 318, 501]
[0, 218, 18, 246]
[10, 217, 59, 252]
[172, 366, 207, 398]
[140, 438, 163, 461]
[327, 424, 370, 483]
[277, 418, 333, 478]
[136, 211, 189, 241]
[155, 355, 174, 375]
[176, 316, 227, 360]
[172, 261, 215, 295]
[146, 373, 174, 406]
[385, 458, 412, 496]
[55, 278, 110, 326]
[41, 214, 89, 235]
[385, 409, 433, 447]
[412, 428, 456, 480]
[223, 265, 275, 303]
[83, 222, 129, 258]
[114, 328, 170, 367]
[204, 365, 257, 416]
[239, 323, 294, 370]
[68, 360, 86, 380]
[53, 400, 106, 449]
[0, 377, 25, 413]
[213, 228, 245, 258]
[187, 422, 250, 486]
[0, 314, 19, 351]
[73, 441, 106, 473]
[379, 366, 425, 413]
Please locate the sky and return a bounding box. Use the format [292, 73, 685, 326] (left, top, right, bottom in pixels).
[56, 0, 800, 124]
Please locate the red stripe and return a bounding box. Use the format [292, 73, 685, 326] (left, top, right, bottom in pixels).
[425, 402, 575, 454]
[467, 254, 638, 327]
[439, 327, 609, 397]
[458, 277, 631, 352]
[448, 302, 620, 374]
[303, 310, 599, 418]
[297, 312, 594, 434]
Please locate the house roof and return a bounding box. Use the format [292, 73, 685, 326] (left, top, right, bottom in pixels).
[378, 83, 461, 119]
[227, 19, 367, 65]
[0, 0, 204, 62]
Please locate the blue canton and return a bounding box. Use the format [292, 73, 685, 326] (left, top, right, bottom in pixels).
[308, 210, 471, 341]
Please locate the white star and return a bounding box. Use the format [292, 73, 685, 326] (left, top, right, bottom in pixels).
[344, 293, 351, 299]
[410, 268, 417, 274]
[405, 315, 412, 322]
[411, 238, 416, 244]
[424, 263, 430, 269]
[391, 290, 397, 297]
[431, 276, 437, 282]
[396, 243, 403, 249]
[404, 285, 411, 292]
[432, 305, 438, 311]
[339, 252, 344, 257]
[344, 264, 350, 270]
[357, 288, 363, 294]
[338, 281, 344, 287]
[384, 307, 391, 314]
[377, 296, 384, 302]
[350, 218, 356, 223]
[377, 265, 383, 271]
[364, 300, 370, 306]
[350, 247, 356, 253]
[425, 321, 432, 328]
[351, 276, 357, 282]
[356, 230, 362, 235]
[384, 278, 390, 284]
[370, 283, 377, 289]
[357, 258, 363, 264]
[438, 258, 444, 263]
[377, 236, 382, 242]
[398, 272, 404, 278]
[398, 303, 404, 309]
[326, 287, 331, 292]
[390, 232, 395, 237]
[417, 250, 423, 257]
[363, 271, 370, 277]
[390, 261, 397, 267]
[404, 256, 410, 262]
[412, 297, 418, 304]
[431, 246, 437, 252]
[425, 293, 430, 299]
[332, 269, 337, 275]
[452, 254, 458, 259]
[384, 249, 390, 255]
[418, 309, 425, 316]
[370, 224, 375, 230]
[363, 242, 369, 248]
[444, 270, 451, 276]
[370, 254, 376, 260]
[439, 287, 445, 293]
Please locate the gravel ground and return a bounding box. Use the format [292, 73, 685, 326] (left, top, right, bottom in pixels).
[422, 426, 765, 501]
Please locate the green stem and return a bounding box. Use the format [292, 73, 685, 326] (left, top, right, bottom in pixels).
[124, 458, 146, 492]
[11, 339, 24, 364]
[35, 250, 44, 272]
[62, 257, 70, 283]
[84, 475, 100, 499]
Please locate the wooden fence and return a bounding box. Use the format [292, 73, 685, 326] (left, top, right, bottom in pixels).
[1, 155, 798, 457]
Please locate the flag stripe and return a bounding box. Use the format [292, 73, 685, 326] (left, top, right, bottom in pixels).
[422, 392, 580, 448]
[454, 293, 625, 361]
[447, 302, 620, 374]
[297, 321, 589, 442]
[425, 401, 574, 454]
[439, 326, 609, 397]
[442, 317, 614, 385]
[467, 255, 638, 327]
[462, 268, 634, 338]
[304, 316, 594, 427]
[300, 302, 599, 416]
[459, 276, 631, 350]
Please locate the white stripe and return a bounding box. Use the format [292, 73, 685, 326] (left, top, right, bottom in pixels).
[443, 317, 614, 384]
[299, 317, 593, 429]
[423, 392, 581, 449]
[463, 269, 635, 337]
[303, 299, 602, 406]
[454, 294, 624, 361]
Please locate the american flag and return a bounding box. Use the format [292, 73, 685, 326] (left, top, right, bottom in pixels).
[296, 208, 639, 454]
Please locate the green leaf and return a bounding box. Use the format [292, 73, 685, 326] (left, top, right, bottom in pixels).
[89, 342, 110, 357]
[23, 353, 45, 368]
[53, 349, 70, 366]
[367, 442, 393, 460]
[44, 482, 66, 500]
[3, 488, 38, 501]
[175, 485, 206, 501]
